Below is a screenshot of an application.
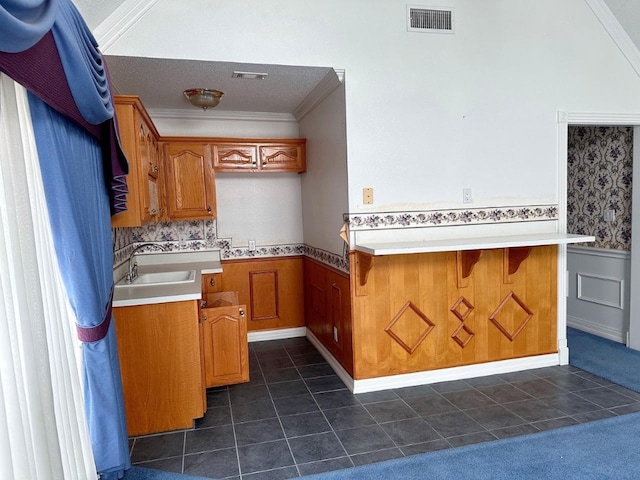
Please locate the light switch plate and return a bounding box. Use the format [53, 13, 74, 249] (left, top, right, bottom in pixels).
[248, 240, 256, 251]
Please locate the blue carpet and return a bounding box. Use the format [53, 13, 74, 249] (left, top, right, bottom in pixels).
[567, 327, 640, 392]
[303, 412, 640, 480]
[124, 467, 209, 480]
[126, 328, 640, 479]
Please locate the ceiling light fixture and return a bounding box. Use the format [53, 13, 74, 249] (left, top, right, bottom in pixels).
[232, 71, 268, 80]
[183, 88, 224, 110]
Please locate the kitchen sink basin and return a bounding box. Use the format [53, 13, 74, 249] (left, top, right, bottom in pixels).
[116, 270, 196, 288]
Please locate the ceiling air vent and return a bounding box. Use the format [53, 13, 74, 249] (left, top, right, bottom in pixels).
[407, 5, 454, 33]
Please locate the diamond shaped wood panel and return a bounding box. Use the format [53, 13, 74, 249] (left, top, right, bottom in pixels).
[384, 301, 435, 354]
[489, 291, 533, 341]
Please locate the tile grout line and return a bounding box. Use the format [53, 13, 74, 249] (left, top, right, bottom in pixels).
[261, 345, 302, 478]
[288, 345, 355, 471]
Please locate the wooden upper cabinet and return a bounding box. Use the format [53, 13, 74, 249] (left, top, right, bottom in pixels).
[259, 144, 305, 172]
[163, 141, 217, 220]
[212, 144, 258, 171]
[111, 95, 162, 227]
[212, 138, 306, 173]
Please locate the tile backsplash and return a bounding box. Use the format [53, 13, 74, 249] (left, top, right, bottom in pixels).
[112, 219, 348, 273]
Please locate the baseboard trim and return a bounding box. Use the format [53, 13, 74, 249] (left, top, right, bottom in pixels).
[248, 327, 307, 343]
[306, 330, 560, 394]
[350, 354, 560, 394]
[306, 331, 355, 392]
[567, 315, 626, 344]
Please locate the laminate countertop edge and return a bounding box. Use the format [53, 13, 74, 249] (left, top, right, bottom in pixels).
[353, 233, 596, 256]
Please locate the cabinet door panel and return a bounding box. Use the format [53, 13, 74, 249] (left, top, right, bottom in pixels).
[112, 96, 161, 227]
[114, 301, 203, 436]
[259, 144, 305, 172]
[213, 144, 258, 171]
[221, 257, 304, 332]
[200, 305, 249, 387]
[164, 142, 216, 220]
[249, 270, 279, 321]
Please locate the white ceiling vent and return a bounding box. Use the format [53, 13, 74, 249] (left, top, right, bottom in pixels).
[407, 5, 454, 33]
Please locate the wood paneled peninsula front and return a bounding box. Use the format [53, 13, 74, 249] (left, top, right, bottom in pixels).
[308, 233, 593, 391]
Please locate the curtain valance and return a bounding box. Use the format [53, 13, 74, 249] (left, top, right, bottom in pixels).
[0, 0, 128, 214]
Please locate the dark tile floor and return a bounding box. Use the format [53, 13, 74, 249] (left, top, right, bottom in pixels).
[129, 336, 640, 480]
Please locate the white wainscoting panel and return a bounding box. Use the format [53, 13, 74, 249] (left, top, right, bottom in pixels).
[567, 246, 629, 343]
[577, 272, 624, 309]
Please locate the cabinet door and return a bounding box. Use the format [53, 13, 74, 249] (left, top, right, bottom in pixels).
[112, 96, 162, 227]
[200, 305, 249, 387]
[259, 144, 306, 172]
[164, 142, 217, 220]
[212, 144, 258, 171]
[327, 270, 353, 374]
[113, 301, 204, 436]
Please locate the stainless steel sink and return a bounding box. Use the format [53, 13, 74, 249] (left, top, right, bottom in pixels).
[115, 270, 196, 288]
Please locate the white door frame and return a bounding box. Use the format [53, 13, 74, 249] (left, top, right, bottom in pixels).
[557, 112, 640, 351]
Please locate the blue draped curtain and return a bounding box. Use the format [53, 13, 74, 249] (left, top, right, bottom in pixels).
[0, 0, 131, 478]
[28, 93, 130, 479]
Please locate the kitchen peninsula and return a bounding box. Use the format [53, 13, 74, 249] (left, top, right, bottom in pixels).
[307, 232, 594, 393]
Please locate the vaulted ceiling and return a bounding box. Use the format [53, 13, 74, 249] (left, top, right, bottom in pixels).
[73, 0, 640, 116]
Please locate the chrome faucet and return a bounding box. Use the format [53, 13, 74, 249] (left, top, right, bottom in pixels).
[125, 243, 166, 284]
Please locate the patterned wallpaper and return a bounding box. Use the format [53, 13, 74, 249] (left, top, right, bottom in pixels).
[567, 126, 633, 251]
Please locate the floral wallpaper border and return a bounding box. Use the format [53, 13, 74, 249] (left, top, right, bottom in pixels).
[304, 245, 350, 273]
[344, 205, 558, 231]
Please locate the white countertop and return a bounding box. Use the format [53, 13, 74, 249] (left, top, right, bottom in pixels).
[112, 250, 222, 308]
[354, 233, 595, 256]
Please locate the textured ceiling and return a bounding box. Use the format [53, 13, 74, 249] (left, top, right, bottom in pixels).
[105, 55, 333, 114]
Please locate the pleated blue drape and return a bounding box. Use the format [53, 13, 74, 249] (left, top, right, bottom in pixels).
[27, 93, 130, 480]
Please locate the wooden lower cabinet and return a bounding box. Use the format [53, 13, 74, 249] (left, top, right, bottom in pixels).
[304, 258, 353, 375]
[220, 257, 305, 332]
[200, 300, 249, 387]
[350, 245, 558, 380]
[113, 301, 205, 436]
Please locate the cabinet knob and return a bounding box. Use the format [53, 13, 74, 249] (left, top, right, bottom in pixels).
[150, 208, 158, 215]
[239, 308, 245, 317]
[207, 206, 213, 215]
[209, 277, 216, 287]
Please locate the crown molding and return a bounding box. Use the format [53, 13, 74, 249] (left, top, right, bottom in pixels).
[93, 0, 160, 52]
[146, 108, 298, 124]
[293, 68, 345, 122]
[585, 0, 640, 79]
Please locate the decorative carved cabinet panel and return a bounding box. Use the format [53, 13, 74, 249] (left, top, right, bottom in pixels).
[212, 138, 306, 173]
[163, 142, 217, 220]
[199, 302, 249, 388]
[350, 245, 558, 379]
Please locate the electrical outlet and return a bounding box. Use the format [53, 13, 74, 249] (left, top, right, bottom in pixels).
[604, 209, 616, 222]
[463, 188, 472, 204]
[363, 187, 374, 205]
[248, 240, 256, 251]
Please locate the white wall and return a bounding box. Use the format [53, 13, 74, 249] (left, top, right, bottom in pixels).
[567, 246, 630, 343]
[103, 0, 640, 216]
[151, 112, 303, 247]
[299, 83, 349, 256]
